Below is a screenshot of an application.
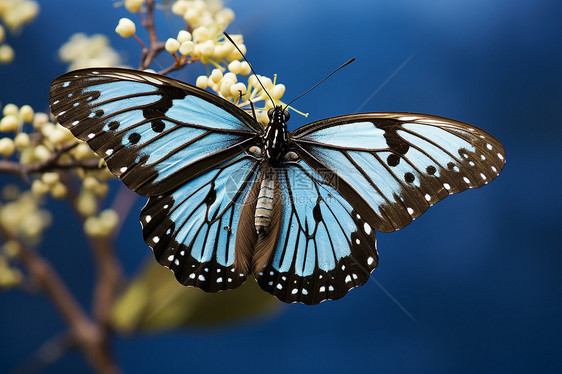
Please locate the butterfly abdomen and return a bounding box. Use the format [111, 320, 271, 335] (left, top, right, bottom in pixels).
[255, 172, 275, 233]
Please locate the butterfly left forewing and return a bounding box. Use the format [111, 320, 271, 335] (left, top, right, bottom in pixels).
[291, 113, 506, 233]
[49, 68, 261, 196]
[255, 161, 378, 304]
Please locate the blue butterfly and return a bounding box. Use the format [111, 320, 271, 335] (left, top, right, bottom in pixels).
[49, 68, 505, 304]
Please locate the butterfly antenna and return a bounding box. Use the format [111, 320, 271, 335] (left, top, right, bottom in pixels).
[224, 32, 275, 108]
[284, 58, 355, 110]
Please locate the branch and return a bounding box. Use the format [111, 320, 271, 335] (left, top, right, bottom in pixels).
[8, 332, 72, 374]
[139, 0, 165, 70]
[90, 235, 122, 327]
[0, 143, 102, 179]
[0, 228, 121, 374]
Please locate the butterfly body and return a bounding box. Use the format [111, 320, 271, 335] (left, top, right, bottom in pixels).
[49, 67, 506, 304]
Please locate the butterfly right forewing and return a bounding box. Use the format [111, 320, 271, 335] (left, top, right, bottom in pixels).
[291, 112, 506, 233]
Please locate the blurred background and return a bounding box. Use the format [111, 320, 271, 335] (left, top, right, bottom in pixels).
[1, 0, 561, 373]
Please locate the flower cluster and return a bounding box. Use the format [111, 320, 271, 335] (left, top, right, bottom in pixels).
[0, 239, 22, 288]
[0, 187, 50, 289]
[0, 0, 39, 64]
[117, 0, 303, 125]
[59, 33, 122, 71]
[0, 103, 118, 239]
[196, 68, 288, 125]
[0, 187, 51, 245]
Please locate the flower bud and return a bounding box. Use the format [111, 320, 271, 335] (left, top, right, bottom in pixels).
[115, 18, 136, 38]
[0, 138, 15, 157]
[165, 38, 180, 54]
[196, 75, 208, 89]
[177, 30, 192, 43]
[0, 116, 18, 132]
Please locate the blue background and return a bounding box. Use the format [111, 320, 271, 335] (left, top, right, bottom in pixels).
[1, 0, 561, 373]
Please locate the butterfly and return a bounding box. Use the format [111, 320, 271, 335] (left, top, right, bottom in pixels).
[49, 67, 506, 304]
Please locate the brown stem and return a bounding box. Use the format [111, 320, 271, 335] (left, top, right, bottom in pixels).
[0, 228, 121, 374]
[139, 0, 165, 70]
[90, 236, 122, 328]
[0, 143, 102, 178]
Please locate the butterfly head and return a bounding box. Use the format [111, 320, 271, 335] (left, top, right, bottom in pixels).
[267, 106, 290, 124]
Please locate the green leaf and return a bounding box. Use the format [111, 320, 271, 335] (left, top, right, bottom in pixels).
[111, 259, 281, 333]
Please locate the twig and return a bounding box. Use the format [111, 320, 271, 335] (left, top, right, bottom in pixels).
[139, 0, 165, 70]
[0, 143, 101, 178]
[8, 332, 72, 374]
[0, 228, 121, 374]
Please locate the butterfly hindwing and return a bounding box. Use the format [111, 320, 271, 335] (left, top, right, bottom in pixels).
[255, 160, 378, 304]
[140, 153, 261, 291]
[291, 113, 506, 233]
[49, 68, 261, 196]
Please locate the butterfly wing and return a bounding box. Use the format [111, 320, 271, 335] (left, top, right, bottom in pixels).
[255, 161, 378, 304]
[50, 68, 264, 290]
[49, 67, 261, 196]
[141, 152, 261, 291]
[256, 112, 505, 304]
[290, 113, 506, 233]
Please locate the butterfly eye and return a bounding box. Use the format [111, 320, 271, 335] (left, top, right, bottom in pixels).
[283, 110, 290, 122]
[267, 108, 275, 119]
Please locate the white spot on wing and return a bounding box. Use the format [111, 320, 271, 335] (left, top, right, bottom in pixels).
[367, 257, 374, 265]
[363, 222, 371, 235]
[345, 275, 352, 283]
[198, 274, 205, 281]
